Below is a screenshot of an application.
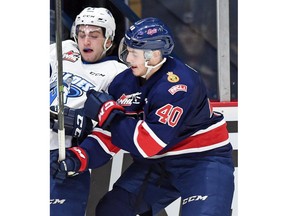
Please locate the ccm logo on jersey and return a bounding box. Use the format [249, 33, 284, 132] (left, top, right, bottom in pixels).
[182, 195, 208, 205]
[168, 84, 187, 95]
[50, 199, 66, 205]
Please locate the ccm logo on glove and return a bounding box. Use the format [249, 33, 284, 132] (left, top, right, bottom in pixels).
[69, 147, 88, 172]
[98, 101, 124, 127]
[74, 114, 84, 137]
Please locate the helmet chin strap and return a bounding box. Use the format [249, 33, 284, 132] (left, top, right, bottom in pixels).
[101, 37, 113, 57]
[142, 57, 167, 79]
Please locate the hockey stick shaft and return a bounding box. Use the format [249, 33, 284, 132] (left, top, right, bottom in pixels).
[55, 0, 65, 161]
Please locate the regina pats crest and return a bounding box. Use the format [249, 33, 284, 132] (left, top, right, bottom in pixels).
[167, 72, 179, 83]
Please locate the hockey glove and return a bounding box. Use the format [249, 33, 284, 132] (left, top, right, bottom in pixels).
[84, 89, 125, 129]
[50, 147, 89, 184]
[50, 106, 93, 142]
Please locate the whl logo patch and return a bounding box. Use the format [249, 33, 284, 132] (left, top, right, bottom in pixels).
[117, 92, 141, 106]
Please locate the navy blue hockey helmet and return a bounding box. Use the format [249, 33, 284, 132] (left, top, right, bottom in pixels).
[124, 17, 175, 56]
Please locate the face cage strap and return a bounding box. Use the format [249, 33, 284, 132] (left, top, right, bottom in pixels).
[102, 37, 113, 56]
[142, 57, 166, 79]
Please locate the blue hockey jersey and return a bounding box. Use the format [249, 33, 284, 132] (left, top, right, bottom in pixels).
[80, 56, 230, 167]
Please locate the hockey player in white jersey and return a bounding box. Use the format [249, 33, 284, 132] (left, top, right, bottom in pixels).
[49, 7, 127, 216]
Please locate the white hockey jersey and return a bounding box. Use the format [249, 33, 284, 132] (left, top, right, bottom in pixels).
[50, 40, 127, 150]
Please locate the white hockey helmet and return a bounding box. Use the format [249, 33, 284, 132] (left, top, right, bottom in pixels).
[71, 7, 116, 40]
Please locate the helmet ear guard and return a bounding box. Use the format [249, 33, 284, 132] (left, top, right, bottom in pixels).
[144, 50, 153, 60]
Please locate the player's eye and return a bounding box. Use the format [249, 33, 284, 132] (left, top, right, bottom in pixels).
[88, 33, 99, 39]
[78, 31, 86, 38]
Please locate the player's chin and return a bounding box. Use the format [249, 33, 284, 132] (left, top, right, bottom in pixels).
[131, 68, 142, 77]
[82, 54, 97, 62]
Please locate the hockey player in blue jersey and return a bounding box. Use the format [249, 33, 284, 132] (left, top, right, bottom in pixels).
[51, 17, 235, 216]
[49, 7, 127, 216]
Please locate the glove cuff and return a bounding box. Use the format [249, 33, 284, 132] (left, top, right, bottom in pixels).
[69, 147, 88, 172]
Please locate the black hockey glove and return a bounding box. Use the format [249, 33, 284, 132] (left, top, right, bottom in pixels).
[50, 106, 93, 142]
[50, 147, 89, 184]
[84, 89, 125, 129]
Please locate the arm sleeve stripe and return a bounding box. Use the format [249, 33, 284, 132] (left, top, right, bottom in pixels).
[133, 121, 167, 157]
[89, 128, 120, 156]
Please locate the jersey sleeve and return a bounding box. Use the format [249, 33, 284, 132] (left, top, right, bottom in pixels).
[79, 127, 120, 168]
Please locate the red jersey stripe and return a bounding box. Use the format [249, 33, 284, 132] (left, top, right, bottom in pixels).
[134, 121, 167, 157]
[90, 128, 120, 155]
[150, 122, 230, 159]
[170, 122, 229, 151]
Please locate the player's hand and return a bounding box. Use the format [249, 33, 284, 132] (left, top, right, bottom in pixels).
[50, 147, 89, 184]
[50, 106, 93, 142]
[84, 90, 125, 129]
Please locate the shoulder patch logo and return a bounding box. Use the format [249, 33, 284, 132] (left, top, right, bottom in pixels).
[167, 72, 179, 83]
[168, 84, 187, 95]
[63, 50, 80, 62]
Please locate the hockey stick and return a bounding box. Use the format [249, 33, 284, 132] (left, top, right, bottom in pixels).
[55, 0, 65, 161]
